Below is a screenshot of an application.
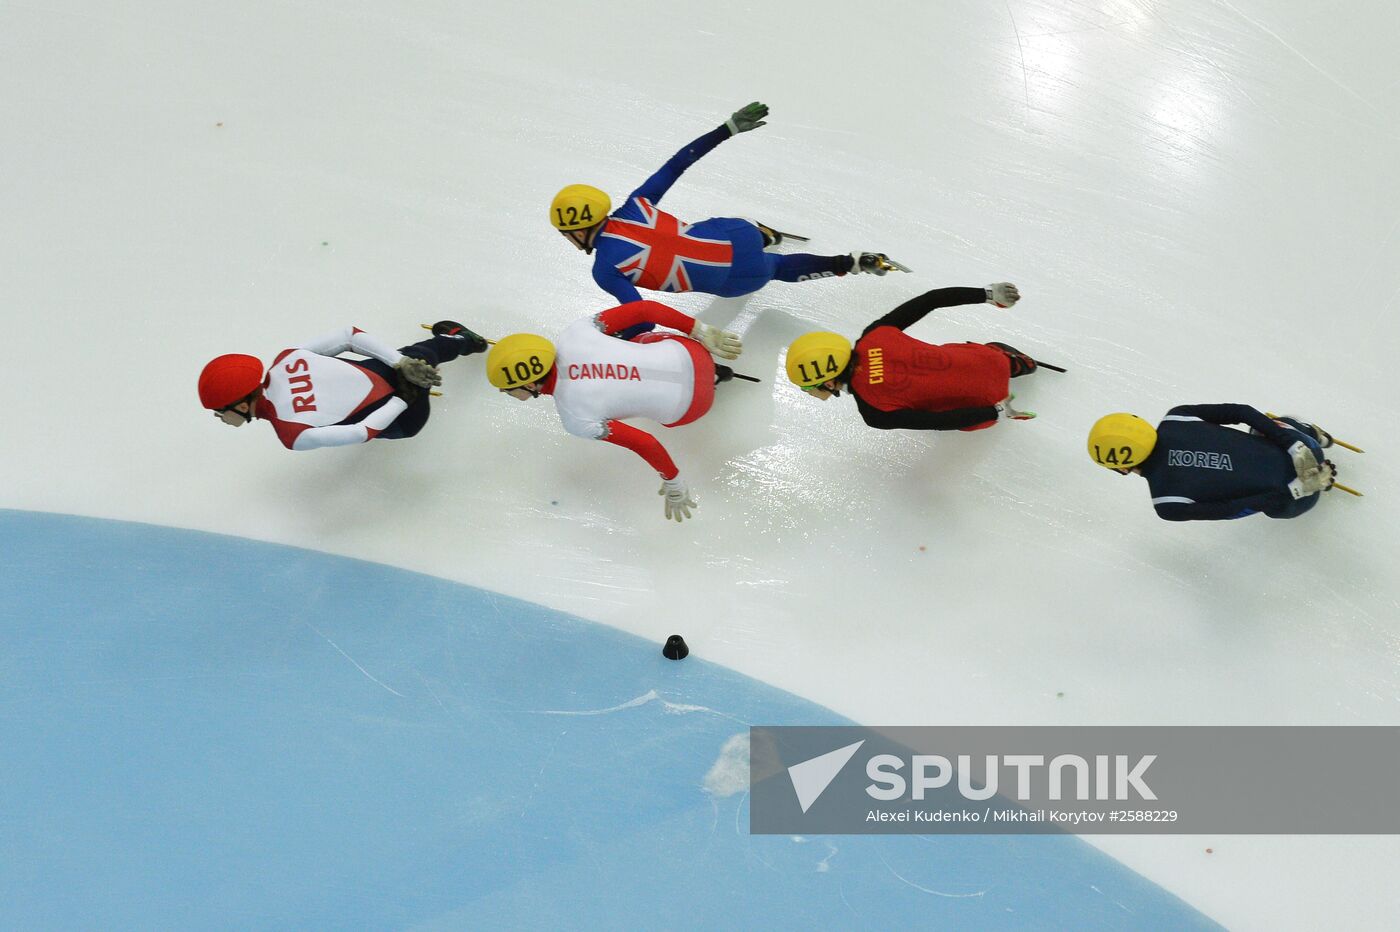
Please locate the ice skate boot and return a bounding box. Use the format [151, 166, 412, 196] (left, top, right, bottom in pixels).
[428, 320, 489, 354]
[986, 341, 1038, 378]
[852, 252, 912, 275]
[1278, 416, 1334, 448]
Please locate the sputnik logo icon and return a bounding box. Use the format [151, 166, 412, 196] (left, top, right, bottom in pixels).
[788, 740, 865, 813]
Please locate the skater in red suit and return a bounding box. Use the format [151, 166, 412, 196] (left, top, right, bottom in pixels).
[784, 283, 1047, 430]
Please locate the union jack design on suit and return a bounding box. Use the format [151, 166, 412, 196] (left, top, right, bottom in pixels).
[584, 124, 853, 309]
[600, 197, 734, 293]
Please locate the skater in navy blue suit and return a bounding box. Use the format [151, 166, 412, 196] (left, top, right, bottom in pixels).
[1087, 406, 1341, 521]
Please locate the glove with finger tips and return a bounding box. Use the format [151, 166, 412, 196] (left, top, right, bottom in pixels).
[1288, 441, 1321, 481]
[690, 321, 743, 360]
[659, 476, 697, 522]
[996, 394, 1036, 421]
[1289, 460, 1337, 498]
[726, 102, 769, 135]
[985, 282, 1020, 308]
[395, 356, 442, 388]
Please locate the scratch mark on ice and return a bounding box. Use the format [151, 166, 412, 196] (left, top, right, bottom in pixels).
[1210, 0, 1389, 122]
[1003, 0, 1032, 112]
[305, 624, 403, 697]
[531, 690, 659, 716]
[1091, 884, 1134, 913]
[529, 689, 750, 724]
[878, 852, 987, 898]
[818, 840, 840, 873]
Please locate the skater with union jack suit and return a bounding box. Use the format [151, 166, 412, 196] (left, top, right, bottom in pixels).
[549, 102, 907, 335]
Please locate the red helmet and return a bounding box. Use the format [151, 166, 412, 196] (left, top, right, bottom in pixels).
[198, 354, 265, 409]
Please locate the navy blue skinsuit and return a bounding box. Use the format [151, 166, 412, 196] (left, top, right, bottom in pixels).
[347, 332, 471, 440]
[1137, 404, 1324, 521]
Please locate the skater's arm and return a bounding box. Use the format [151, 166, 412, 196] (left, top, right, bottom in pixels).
[1152, 489, 1292, 521]
[592, 263, 644, 304]
[863, 287, 988, 335]
[298, 326, 405, 365]
[286, 398, 409, 450]
[601, 420, 679, 478]
[856, 396, 999, 431]
[628, 125, 732, 205]
[596, 300, 695, 336]
[1167, 404, 1296, 448]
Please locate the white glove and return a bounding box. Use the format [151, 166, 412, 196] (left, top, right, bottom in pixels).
[1288, 460, 1336, 498]
[659, 476, 697, 522]
[996, 394, 1036, 420]
[394, 355, 442, 388]
[985, 282, 1020, 308]
[1288, 441, 1320, 481]
[690, 321, 742, 360]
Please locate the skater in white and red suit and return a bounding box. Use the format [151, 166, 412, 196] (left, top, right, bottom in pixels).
[486, 301, 743, 522]
[197, 322, 487, 450]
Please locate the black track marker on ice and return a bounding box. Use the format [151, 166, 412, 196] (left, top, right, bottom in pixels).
[663, 635, 689, 660]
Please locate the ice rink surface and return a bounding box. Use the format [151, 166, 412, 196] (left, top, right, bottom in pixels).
[2, 0, 1398, 927]
[0, 512, 1215, 928]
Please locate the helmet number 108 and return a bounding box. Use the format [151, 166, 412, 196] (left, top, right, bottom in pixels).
[502, 354, 547, 386]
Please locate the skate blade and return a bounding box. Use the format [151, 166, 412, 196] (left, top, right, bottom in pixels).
[1264, 413, 1363, 453]
[880, 258, 913, 273]
[1332, 483, 1363, 496]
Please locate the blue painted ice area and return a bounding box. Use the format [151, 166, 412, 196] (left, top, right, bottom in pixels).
[0, 510, 1214, 929]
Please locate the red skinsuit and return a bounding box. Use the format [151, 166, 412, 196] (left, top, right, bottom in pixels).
[852, 327, 1010, 432]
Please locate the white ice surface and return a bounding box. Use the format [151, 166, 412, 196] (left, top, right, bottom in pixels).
[3, 1, 1399, 927]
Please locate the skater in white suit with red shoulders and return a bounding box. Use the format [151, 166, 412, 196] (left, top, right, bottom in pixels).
[487, 301, 743, 522]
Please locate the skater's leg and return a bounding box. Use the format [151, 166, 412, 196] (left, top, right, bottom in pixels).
[1266, 491, 1320, 519]
[347, 358, 431, 440]
[985, 342, 1038, 378]
[618, 322, 657, 341]
[1262, 419, 1325, 518]
[772, 253, 856, 283]
[396, 335, 455, 366]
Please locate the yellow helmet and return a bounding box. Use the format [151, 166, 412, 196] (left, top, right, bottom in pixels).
[785, 332, 853, 388]
[486, 334, 556, 389]
[1087, 413, 1158, 470]
[550, 184, 611, 231]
